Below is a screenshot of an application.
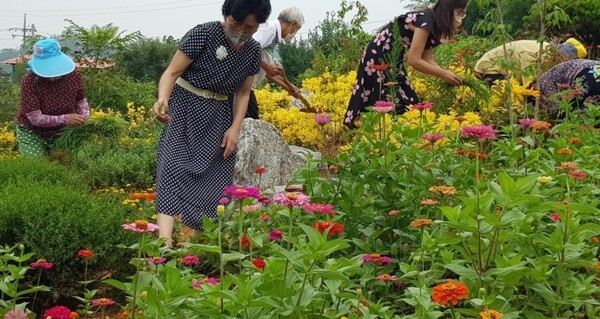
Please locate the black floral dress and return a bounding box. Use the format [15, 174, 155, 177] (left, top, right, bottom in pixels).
[344, 10, 441, 128]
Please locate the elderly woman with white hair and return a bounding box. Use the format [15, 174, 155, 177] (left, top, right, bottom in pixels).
[238, 6, 305, 119]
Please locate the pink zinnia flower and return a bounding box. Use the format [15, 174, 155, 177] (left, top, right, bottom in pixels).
[147, 256, 167, 265]
[421, 133, 445, 143]
[363, 254, 392, 265]
[122, 220, 159, 233]
[314, 113, 333, 126]
[412, 102, 433, 111]
[260, 213, 271, 222]
[268, 229, 283, 241]
[373, 100, 395, 113]
[243, 203, 262, 213]
[91, 298, 115, 306]
[182, 255, 200, 266]
[388, 209, 399, 216]
[460, 125, 497, 141]
[43, 306, 72, 319]
[549, 212, 560, 222]
[568, 170, 586, 180]
[224, 186, 262, 200]
[218, 197, 230, 205]
[272, 192, 310, 207]
[518, 118, 536, 129]
[302, 203, 335, 215]
[376, 274, 397, 281]
[4, 309, 28, 319]
[31, 258, 53, 270]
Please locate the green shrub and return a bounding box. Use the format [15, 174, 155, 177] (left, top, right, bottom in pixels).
[69, 138, 158, 190]
[0, 181, 138, 310]
[0, 157, 85, 190]
[0, 80, 20, 123]
[81, 70, 156, 113]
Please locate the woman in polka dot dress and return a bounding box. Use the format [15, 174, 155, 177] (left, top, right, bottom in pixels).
[15, 38, 90, 158]
[344, 0, 468, 129]
[152, 0, 271, 244]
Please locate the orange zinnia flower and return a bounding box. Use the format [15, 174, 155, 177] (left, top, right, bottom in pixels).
[420, 198, 439, 206]
[530, 121, 552, 131]
[567, 137, 582, 144]
[429, 185, 457, 196]
[370, 63, 389, 71]
[556, 148, 573, 155]
[78, 249, 95, 259]
[431, 280, 470, 306]
[411, 219, 433, 228]
[480, 310, 503, 319]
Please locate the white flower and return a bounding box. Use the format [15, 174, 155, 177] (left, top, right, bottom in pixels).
[216, 45, 228, 60]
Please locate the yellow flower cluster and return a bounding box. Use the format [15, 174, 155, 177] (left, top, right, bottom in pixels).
[0, 123, 17, 159]
[256, 71, 356, 149]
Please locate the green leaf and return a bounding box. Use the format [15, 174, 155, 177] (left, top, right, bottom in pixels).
[223, 252, 247, 262]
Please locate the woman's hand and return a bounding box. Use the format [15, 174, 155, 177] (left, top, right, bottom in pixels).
[441, 70, 463, 86]
[67, 114, 88, 126]
[153, 100, 170, 123]
[221, 126, 241, 158]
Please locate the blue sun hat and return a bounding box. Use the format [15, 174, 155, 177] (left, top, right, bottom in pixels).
[554, 42, 578, 59]
[28, 38, 75, 78]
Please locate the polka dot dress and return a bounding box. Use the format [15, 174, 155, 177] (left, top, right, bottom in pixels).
[155, 21, 261, 230]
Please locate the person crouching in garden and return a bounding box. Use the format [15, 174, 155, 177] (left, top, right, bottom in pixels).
[344, 0, 468, 129]
[539, 59, 600, 120]
[474, 38, 585, 85]
[231, 6, 304, 119]
[15, 38, 90, 158]
[152, 0, 271, 246]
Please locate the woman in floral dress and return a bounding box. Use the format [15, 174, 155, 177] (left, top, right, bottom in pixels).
[539, 58, 600, 120]
[344, 0, 468, 128]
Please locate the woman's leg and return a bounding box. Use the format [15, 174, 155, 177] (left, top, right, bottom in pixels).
[157, 213, 175, 247]
[15, 125, 48, 158]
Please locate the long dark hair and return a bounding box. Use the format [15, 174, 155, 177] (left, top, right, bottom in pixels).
[431, 0, 468, 40]
[221, 0, 272, 24]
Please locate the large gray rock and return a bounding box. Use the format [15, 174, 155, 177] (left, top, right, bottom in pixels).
[234, 118, 319, 190]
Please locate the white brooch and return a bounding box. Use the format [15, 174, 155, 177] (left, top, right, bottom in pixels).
[216, 45, 228, 60]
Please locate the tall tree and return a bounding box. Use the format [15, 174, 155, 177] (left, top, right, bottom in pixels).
[116, 36, 178, 83]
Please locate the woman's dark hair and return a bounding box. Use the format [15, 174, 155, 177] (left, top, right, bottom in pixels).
[431, 0, 468, 40]
[222, 0, 272, 24]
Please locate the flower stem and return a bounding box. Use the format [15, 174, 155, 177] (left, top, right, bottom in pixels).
[218, 215, 224, 313]
[131, 233, 144, 319]
[32, 269, 42, 311]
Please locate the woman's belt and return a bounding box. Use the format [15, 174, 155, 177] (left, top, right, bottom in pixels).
[175, 77, 228, 101]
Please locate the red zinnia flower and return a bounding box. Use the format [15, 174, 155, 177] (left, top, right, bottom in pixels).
[252, 258, 266, 270]
[43, 306, 73, 319]
[312, 221, 344, 236]
[431, 280, 470, 306]
[241, 235, 253, 248]
[77, 249, 95, 259]
[255, 167, 266, 174]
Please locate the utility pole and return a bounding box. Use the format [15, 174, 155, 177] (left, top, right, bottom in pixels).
[9, 13, 36, 57]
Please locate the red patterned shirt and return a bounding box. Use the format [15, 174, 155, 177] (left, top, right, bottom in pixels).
[15, 69, 87, 138]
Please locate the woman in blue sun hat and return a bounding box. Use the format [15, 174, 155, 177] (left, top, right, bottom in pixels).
[15, 38, 90, 158]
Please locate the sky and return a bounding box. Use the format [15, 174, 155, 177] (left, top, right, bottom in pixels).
[0, 0, 411, 51]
